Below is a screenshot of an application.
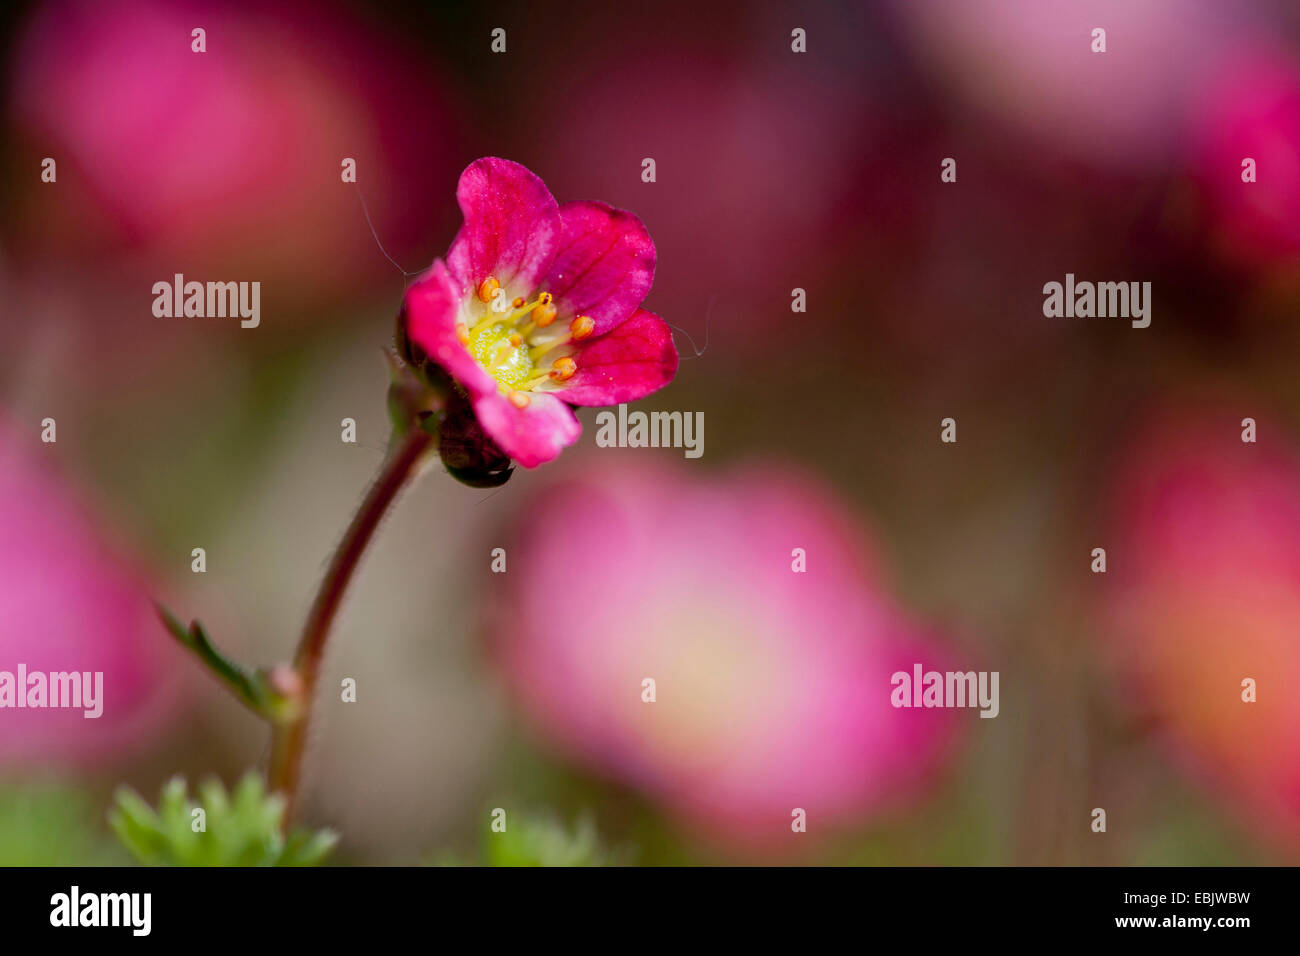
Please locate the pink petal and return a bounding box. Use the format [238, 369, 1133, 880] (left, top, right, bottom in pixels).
[473, 389, 581, 468]
[543, 200, 655, 336]
[447, 157, 561, 295]
[402, 259, 499, 397]
[554, 309, 679, 406]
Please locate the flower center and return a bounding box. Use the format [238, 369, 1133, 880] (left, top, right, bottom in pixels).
[456, 276, 595, 407]
[465, 319, 535, 391]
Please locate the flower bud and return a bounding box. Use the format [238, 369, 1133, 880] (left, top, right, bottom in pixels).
[437, 390, 514, 488]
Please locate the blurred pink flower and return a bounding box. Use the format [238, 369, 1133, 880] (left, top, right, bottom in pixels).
[7, 0, 458, 307]
[403, 159, 677, 470]
[0, 418, 177, 767]
[490, 461, 959, 848]
[1103, 406, 1300, 848]
[1189, 48, 1300, 269]
[889, 0, 1267, 170]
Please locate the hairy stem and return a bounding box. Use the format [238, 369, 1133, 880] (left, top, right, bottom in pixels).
[268, 424, 435, 829]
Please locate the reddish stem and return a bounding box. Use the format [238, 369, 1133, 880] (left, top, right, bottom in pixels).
[268, 424, 434, 828]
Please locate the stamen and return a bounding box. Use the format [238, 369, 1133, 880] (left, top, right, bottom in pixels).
[464, 286, 587, 395]
[470, 291, 554, 341]
[551, 356, 577, 381]
[533, 301, 558, 328]
[528, 337, 569, 361]
[522, 358, 575, 388]
[570, 315, 595, 340]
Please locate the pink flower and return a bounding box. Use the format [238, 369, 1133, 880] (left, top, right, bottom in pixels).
[1188, 48, 1300, 268]
[888, 0, 1265, 171]
[8, 0, 459, 309]
[488, 461, 959, 849]
[400, 159, 678, 470]
[1102, 405, 1300, 850]
[0, 418, 178, 767]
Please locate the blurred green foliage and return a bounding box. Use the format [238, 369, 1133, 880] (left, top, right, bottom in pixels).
[435, 810, 629, 866]
[0, 783, 127, 866]
[109, 772, 337, 867]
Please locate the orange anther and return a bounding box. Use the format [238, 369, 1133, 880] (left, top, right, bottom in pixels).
[551, 356, 577, 381]
[534, 302, 559, 328]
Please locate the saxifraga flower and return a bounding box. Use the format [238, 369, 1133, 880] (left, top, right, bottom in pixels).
[399, 158, 678, 477]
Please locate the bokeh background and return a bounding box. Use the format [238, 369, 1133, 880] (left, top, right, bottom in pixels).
[2, 0, 1300, 864]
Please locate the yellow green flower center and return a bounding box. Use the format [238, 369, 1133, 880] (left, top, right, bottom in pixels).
[467, 320, 536, 391]
[457, 276, 596, 406]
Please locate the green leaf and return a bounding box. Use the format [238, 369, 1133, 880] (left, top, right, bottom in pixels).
[280, 828, 341, 867]
[154, 604, 301, 722]
[108, 772, 338, 867]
